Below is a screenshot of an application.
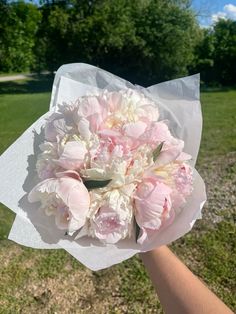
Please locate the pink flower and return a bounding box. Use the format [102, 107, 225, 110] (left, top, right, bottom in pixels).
[93, 141, 124, 163]
[106, 90, 159, 122]
[139, 121, 184, 164]
[28, 174, 90, 233]
[91, 206, 128, 244]
[76, 95, 108, 132]
[44, 113, 72, 142]
[134, 177, 172, 243]
[106, 92, 123, 112]
[82, 138, 133, 186]
[121, 120, 184, 160]
[98, 128, 134, 155]
[136, 104, 159, 122]
[36, 142, 61, 179]
[149, 154, 193, 210]
[54, 140, 87, 170]
[171, 163, 193, 209]
[90, 190, 133, 244]
[77, 117, 91, 141]
[137, 209, 175, 245]
[156, 140, 184, 167]
[123, 121, 147, 139]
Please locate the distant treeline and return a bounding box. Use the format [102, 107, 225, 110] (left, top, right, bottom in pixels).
[0, 0, 236, 86]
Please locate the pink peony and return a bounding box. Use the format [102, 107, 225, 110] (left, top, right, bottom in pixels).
[149, 154, 193, 210]
[36, 142, 61, 179]
[98, 128, 136, 155]
[91, 205, 129, 244]
[28, 174, 90, 233]
[136, 104, 159, 122]
[106, 90, 159, 123]
[123, 121, 147, 139]
[44, 112, 75, 142]
[134, 177, 172, 243]
[90, 190, 133, 244]
[171, 163, 193, 209]
[106, 91, 123, 112]
[138, 121, 184, 164]
[54, 140, 87, 170]
[76, 95, 108, 132]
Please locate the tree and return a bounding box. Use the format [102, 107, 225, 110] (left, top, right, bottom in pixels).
[0, 2, 41, 72]
[33, 4, 71, 72]
[190, 28, 215, 84]
[53, 0, 200, 85]
[1, 0, 200, 84]
[213, 19, 236, 85]
[127, 0, 200, 84]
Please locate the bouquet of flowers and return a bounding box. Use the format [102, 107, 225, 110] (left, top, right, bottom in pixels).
[0, 64, 206, 270]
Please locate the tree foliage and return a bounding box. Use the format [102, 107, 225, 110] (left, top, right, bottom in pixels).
[213, 19, 236, 85]
[33, 0, 200, 85]
[0, 1, 41, 72]
[190, 19, 236, 86]
[0, 1, 236, 86]
[190, 28, 215, 83]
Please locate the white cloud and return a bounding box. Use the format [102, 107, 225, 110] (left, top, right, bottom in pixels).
[212, 12, 227, 23]
[224, 4, 236, 19]
[211, 3, 236, 23]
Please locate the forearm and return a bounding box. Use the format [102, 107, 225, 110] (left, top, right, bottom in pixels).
[140, 246, 233, 314]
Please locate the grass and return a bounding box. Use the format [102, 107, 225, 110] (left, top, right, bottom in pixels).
[198, 89, 236, 163]
[0, 78, 235, 313]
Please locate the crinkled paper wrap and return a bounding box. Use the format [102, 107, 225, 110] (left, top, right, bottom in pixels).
[0, 63, 206, 270]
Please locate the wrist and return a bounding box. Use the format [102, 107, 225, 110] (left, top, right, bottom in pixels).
[139, 245, 169, 260]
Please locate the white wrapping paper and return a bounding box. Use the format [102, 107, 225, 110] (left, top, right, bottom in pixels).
[0, 63, 206, 270]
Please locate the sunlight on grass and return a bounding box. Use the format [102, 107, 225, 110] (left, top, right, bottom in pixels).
[198, 90, 236, 162]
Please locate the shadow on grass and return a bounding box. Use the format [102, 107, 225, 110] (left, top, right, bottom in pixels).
[0, 74, 54, 95]
[200, 85, 236, 93]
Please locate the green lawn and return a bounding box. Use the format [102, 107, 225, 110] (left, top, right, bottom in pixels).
[0, 79, 235, 313]
[198, 89, 236, 162]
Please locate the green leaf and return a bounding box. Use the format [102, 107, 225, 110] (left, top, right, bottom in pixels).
[134, 217, 141, 243]
[83, 179, 112, 190]
[152, 142, 164, 162]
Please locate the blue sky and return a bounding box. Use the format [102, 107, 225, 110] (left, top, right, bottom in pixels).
[191, 0, 236, 26]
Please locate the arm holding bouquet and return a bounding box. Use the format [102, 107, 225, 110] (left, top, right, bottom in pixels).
[141, 246, 233, 314]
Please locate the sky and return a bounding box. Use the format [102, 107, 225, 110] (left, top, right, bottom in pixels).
[191, 0, 236, 27]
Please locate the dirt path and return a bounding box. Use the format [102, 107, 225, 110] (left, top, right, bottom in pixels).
[0, 72, 50, 82]
[0, 74, 36, 82]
